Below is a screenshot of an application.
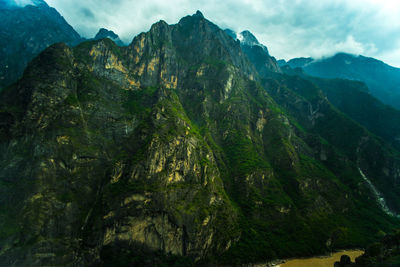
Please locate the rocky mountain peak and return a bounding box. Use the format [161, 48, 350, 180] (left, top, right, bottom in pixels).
[194, 10, 204, 18]
[238, 30, 259, 45]
[95, 28, 119, 40]
[239, 30, 269, 55]
[1, 9, 400, 267]
[224, 29, 270, 56]
[224, 28, 237, 40]
[149, 19, 169, 32]
[223, 29, 280, 74]
[94, 27, 124, 46]
[178, 10, 208, 26]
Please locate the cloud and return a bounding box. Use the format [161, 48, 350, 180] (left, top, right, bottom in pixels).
[14, 0, 33, 5]
[45, 0, 400, 67]
[3, 0, 36, 6]
[304, 35, 378, 59]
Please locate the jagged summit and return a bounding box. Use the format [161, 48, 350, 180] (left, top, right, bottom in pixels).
[225, 29, 269, 55]
[239, 30, 269, 55]
[94, 27, 124, 46]
[95, 28, 119, 40]
[149, 19, 169, 31]
[178, 10, 208, 25]
[194, 10, 204, 18]
[224, 28, 237, 40]
[1, 10, 400, 267]
[224, 28, 281, 73]
[238, 30, 260, 45]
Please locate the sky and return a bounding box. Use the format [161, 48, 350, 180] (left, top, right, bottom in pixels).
[40, 0, 400, 67]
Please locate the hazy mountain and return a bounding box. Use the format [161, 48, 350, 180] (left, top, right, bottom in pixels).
[280, 57, 313, 69]
[0, 10, 399, 266]
[94, 28, 125, 46]
[225, 29, 281, 74]
[278, 56, 400, 152]
[283, 53, 400, 110]
[309, 77, 400, 151]
[0, 0, 82, 90]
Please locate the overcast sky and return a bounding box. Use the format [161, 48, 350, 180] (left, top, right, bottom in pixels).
[43, 0, 400, 67]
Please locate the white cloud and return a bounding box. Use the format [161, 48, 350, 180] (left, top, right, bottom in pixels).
[375, 39, 400, 67]
[5, 0, 36, 6]
[45, 0, 400, 67]
[309, 35, 378, 59]
[14, 0, 33, 5]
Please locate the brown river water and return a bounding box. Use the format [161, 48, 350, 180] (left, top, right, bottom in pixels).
[277, 250, 364, 267]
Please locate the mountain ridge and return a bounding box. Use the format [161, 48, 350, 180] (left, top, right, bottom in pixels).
[0, 0, 82, 90]
[0, 10, 399, 266]
[94, 28, 125, 46]
[281, 53, 400, 110]
[224, 28, 281, 75]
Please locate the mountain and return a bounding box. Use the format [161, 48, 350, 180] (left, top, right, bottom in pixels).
[278, 60, 400, 152]
[0, 11, 399, 266]
[245, 37, 400, 216]
[280, 57, 313, 69]
[308, 77, 400, 151]
[94, 28, 125, 46]
[225, 29, 281, 74]
[0, 0, 82, 90]
[282, 53, 400, 110]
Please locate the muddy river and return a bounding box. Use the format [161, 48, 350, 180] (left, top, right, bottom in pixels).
[277, 250, 364, 267]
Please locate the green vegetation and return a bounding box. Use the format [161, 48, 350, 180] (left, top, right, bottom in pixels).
[355, 230, 400, 266]
[1, 12, 400, 267]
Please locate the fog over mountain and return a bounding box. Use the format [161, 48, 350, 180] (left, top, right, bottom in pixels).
[1, 2, 400, 265]
[44, 0, 400, 67]
[1, 0, 44, 7]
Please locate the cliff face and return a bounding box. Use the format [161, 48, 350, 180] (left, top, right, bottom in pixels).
[225, 29, 282, 75]
[0, 11, 399, 266]
[261, 75, 400, 212]
[0, 13, 253, 265]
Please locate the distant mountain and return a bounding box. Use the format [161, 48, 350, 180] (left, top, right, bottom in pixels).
[309, 77, 400, 151]
[278, 62, 400, 152]
[225, 29, 281, 74]
[0, 0, 82, 89]
[94, 28, 125, 46]
[283, 53, 400, 110]
[1, 11, 400, 266]
[280, 57, 313, 69]
[277, 59, 287, 66]
[239, 30, 269, 54]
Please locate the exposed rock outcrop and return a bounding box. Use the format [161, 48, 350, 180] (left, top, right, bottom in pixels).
[0, 11, 399, 267]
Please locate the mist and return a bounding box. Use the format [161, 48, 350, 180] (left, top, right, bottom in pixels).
[26, 0, 400, 67]
[2, 0, 39, 7]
